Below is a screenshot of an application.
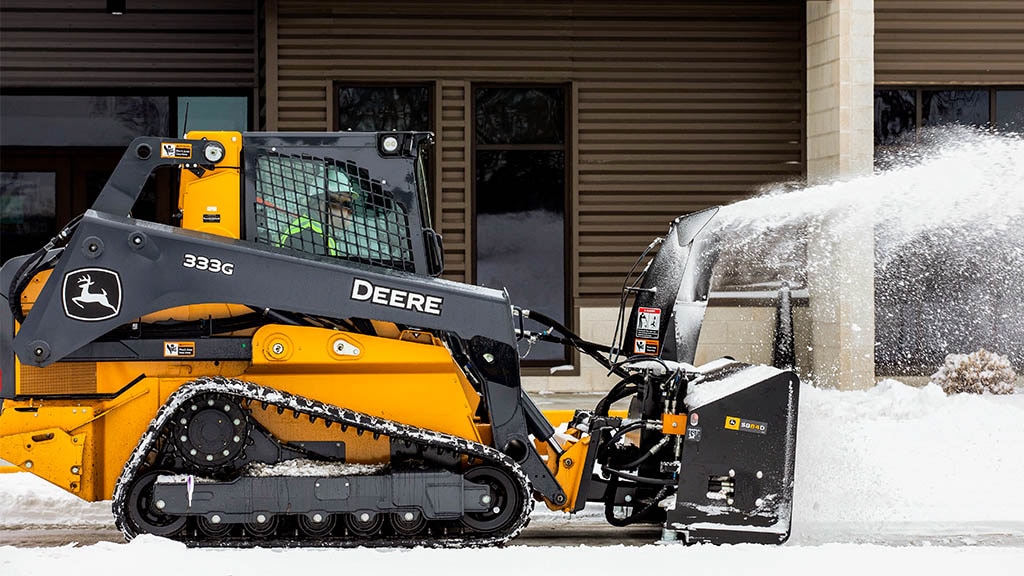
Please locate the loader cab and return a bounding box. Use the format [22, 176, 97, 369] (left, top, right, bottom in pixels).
[174, 131, 443, 277]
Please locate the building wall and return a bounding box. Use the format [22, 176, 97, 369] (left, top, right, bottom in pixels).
[799, 0, 876, 390]
[875, 0, 1024, 85]
[265, 0, 807, 299]
[0, 0, 257, 89]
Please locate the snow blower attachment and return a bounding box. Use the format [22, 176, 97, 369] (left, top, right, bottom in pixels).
[0, 131, 799, 547]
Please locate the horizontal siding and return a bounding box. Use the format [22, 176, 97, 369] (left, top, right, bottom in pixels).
[437, 80, 471, 283]
[272, 0, 805, 299]
[876, 0, 1024, 84]
[0, 0, 257, 88]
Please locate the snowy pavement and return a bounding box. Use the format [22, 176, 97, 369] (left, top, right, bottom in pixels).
[2, 381, 1023, 575]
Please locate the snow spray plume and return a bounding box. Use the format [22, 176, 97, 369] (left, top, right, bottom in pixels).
[707, 127, 1024, 376]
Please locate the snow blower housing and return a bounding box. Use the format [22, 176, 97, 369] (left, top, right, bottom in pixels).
[0, 131, 798, 547]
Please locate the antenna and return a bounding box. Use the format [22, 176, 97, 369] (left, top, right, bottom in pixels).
[182, 100, 191, 138]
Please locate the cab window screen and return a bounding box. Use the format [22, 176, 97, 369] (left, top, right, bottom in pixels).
[253, 154, 414, 272]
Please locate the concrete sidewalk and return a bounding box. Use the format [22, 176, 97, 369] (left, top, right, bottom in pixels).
[529, 393, 607, 412]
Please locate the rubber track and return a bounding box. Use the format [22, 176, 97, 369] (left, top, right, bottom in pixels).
[111, 376, 535, 548]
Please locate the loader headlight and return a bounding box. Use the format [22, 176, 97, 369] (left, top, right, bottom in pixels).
[379, 134, 400, 155]
[203, 142, 226, 164]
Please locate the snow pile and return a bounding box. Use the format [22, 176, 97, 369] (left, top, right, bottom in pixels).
[0, 473, 112, 527]
[931, 349, 1019, 395]
[791, 380, 1024, 543]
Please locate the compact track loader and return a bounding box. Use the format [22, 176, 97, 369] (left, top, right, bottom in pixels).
[0, 131, 799, 547]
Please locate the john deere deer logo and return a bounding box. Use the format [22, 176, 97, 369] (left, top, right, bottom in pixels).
[62, 268, 122, 321]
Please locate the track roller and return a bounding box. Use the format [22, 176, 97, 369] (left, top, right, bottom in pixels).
[346, 511, 384, 537]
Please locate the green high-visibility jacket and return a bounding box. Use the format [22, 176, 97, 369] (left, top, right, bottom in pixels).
[277, 216, 338, 256]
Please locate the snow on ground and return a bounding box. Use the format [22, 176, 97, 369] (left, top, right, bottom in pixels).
[2, 381, 1023, 575]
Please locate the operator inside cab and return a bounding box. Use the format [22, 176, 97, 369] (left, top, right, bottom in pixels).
[278, 169, 359, 257]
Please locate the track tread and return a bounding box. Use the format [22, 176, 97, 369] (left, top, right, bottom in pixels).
[112, 376, 534, 548]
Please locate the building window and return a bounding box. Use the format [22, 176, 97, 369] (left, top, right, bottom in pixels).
[336, 86, 431, 132]
[996, 90, 1024, 131]
[0, 95, 169, 147]
[0, 172, 56, 265]
[874, 89, 916, 147]
[473, 85, 569, 365]
[874, 87, 1024, 151]
[921, 90, 989, 127]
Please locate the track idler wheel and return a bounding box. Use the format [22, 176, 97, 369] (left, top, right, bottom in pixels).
[345, 511, 384, 537]
[124, 470, 187, 537]
[173, 395, 249, 472]
[460, 466, 521, 534]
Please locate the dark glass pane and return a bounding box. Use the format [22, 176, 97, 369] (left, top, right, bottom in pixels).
[921, 90, 989, 127]
[0, 96, 169, 146]
[996, 90, 1024, 132]
[177, 96, 249, 137]
[476, 150, 565, 361]
[475, 87, 565, 145]
[337, 87, 430, 132]
[1, 172, 56, 264]
[874, 90, 916, 146]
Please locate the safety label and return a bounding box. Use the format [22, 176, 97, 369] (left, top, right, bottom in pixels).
[633, 338, 659, 355]
[164, 342, 196, 358]
[636, 307, 661, 339]
[724, 415, 768, 435]
[160, 142, 192, 159]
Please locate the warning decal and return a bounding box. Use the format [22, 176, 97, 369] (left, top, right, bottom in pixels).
[634, 338, 659, 355]
[160, 142, 193, 159]
[636, 307, 661, 340]
[164, 341, 196, 358]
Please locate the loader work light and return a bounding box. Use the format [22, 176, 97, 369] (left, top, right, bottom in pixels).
[381, 135, 400, 154]
[203, 142, 226, 163]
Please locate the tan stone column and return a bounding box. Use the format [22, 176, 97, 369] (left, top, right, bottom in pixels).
[805, 0, 876, 389]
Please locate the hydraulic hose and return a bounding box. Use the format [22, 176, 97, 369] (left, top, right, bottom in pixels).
[519, 309, 629, 379]
[8, 215, 83, 323]
[594, 373, 645, 416]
